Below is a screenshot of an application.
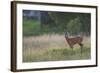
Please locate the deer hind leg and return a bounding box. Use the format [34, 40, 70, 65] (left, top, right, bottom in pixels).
[79, 43, 83, 48]
[79, 43, 83, 54]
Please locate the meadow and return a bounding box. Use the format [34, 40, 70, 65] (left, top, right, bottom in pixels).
[23, 34, 91, 62]
[23, 11, 91, 62]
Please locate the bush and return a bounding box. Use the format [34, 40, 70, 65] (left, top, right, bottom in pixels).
[23, 17, 41, 36]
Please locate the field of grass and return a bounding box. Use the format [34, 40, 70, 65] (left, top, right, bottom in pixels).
[23, 34, 91, 62]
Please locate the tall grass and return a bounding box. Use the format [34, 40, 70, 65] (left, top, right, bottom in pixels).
[23, 34, 91, 62]
[23, 47, 90, 62]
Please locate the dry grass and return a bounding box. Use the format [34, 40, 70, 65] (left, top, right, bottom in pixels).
[23, 34, 91, 62]
[23, 34, 90, 50]
[23, 34, 67, 50]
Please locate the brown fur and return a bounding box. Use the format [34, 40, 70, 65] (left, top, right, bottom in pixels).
[65, 36, 83, 48]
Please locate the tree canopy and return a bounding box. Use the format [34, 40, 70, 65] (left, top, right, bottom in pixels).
[23, 10, 91, 36]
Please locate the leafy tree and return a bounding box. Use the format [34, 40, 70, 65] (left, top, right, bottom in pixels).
[67, 17, 82, 34]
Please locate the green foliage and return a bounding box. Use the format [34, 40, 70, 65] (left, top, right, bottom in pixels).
[67, 17, 82, 34]
[48, 12, 77, 31]
[23, 11, 91, 36]
[23, 17, 40, 36]
[48, 12, 91, 35]
[79, 13, 91, 35]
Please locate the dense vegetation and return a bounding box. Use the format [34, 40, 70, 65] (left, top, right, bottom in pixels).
[23, 10, 91, 36]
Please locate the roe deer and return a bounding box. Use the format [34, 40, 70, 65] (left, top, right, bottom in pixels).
[65, 32, 83, 54]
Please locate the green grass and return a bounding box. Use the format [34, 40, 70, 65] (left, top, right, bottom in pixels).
[23, 47, 91, 62]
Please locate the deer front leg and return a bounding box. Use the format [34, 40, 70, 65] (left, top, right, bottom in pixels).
[70, 45, 74, 55]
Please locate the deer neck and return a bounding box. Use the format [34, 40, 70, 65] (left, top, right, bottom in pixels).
[65, 36, 69, 40]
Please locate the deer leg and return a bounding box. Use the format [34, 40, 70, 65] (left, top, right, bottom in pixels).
[70, 45, 74, 55]
[72, 47, 74, 55]
[79, 43, 83, 54]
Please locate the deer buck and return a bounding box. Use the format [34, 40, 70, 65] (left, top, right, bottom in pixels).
[65, 32, 83, 54]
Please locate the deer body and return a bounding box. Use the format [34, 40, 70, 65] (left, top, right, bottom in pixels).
[65, 36, 83, 48]
[65, 32, 83, 54]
